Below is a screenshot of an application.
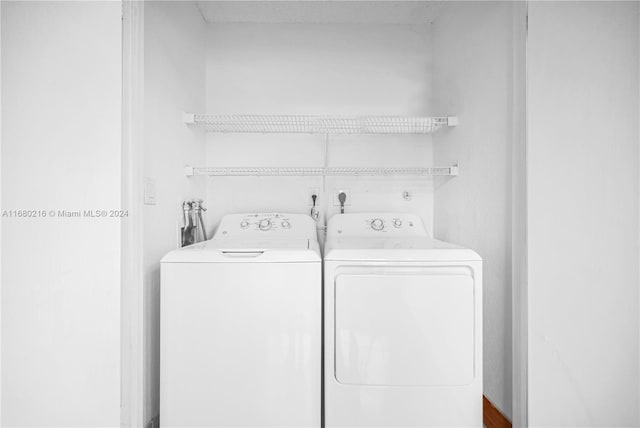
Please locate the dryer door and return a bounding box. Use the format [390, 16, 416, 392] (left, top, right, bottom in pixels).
[334, 267, 475, 386]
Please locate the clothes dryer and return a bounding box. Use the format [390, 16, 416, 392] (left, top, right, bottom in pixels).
[324, 213, 482, 427]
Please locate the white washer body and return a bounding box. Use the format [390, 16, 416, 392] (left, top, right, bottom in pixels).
[161, 213, 321, 427]
[324, 213, 482, 427]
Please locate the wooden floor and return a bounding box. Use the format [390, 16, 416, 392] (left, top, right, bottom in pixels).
[483, 395, 512, 428]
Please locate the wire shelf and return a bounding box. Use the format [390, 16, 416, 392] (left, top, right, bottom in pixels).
[326, 167, 456, 176]
[185, 165, 459, 177]
[188, 167, 325, 177]
[184, 114, 458, 134]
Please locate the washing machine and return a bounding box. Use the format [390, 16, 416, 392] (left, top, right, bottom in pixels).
[324, 213, 482, 427]
[160, 213, 321, 428]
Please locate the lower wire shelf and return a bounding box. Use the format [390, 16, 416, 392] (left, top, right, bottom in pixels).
[185, 165, 459, 177]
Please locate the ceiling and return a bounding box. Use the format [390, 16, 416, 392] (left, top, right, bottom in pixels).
[196, 1, 443, 24]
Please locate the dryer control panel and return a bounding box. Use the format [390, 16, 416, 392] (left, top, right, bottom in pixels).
[215, 213, 318, 240]
[327, 213, 429, 238]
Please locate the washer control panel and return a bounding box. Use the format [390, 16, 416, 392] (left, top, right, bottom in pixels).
[327, 213, 429, 238]
[215, 213, 317, 240]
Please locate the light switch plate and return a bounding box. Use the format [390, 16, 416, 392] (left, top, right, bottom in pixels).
[143, 177, 156, 205]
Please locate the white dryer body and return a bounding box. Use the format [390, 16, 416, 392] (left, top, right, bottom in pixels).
[324, 213, 483, 427]
[160, 213, 321, 428]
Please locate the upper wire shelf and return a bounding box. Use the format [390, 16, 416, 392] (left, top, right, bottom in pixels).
[184, 114, 458, 134]
[185, 165, 459, 177]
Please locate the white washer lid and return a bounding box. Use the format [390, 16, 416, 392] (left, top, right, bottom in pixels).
[162, 212, 321, 263]
[162, 238, 321, 263]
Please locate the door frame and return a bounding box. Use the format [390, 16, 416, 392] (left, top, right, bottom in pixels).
[511, 2, 529, 427]
[121, 1, 145, 427]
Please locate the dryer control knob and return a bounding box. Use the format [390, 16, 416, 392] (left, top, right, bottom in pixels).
[259, 219, 272, 231]
[240, 220, 249, 229]
[371, 218, 384, 231]
[393, 219, 402, 228]
[281, 220, 291, 229]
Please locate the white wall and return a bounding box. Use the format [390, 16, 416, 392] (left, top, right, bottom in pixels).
[204, 23, 435, 237]
[432, 2, 516, 419]
[143, 2, 206, 424]
[1, 2, 122, 426]
[527, 2, 639, 426]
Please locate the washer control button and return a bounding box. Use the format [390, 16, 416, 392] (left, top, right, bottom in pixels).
[370, 218, 384, 231]
[240, 220, 250, 229]
[281, 220, 291, 229]
[393, 219, 402, 228]
[258, 219, 272, 231]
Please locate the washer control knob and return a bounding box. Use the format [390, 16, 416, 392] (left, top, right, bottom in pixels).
[281, 220, 291, 229]
[393, 219, 402, 228]
[258, 219, 272, 231]
[370, 218, 384, 231]
[240, 220, 249, 229]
